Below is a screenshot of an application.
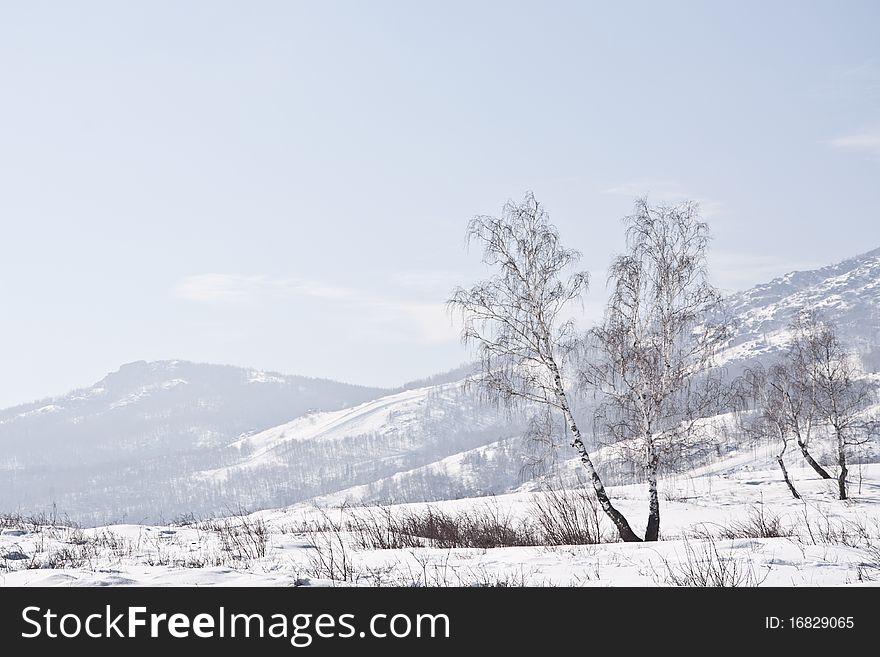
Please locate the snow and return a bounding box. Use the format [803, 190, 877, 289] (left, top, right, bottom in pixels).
[0, 404, 64, 425]
[109, 379, 189, 409]
[16, 404, 62, 418]
[197, 384, 466, 481]
[1, 248, 878, 586]
[69, 386, 107, 401]
[723, 248, 880, 363]
[4, 450, 879, 587]
[247, 370, 287, 384]
[314, 437, 517, 506]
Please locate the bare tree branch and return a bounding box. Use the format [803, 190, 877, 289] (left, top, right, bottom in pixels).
[583, 199, 732, 541]
[449, 192, 641, 542]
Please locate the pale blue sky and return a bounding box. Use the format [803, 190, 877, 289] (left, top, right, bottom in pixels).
[1, 1, 878, 407]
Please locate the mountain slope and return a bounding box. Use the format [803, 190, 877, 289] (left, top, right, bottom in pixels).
[1, 247, 878, 524]
[313, 436, 527, 506]
[721, 246, 880, 366]
[193, 380, 520, 512]
[0, 360, 390, 523]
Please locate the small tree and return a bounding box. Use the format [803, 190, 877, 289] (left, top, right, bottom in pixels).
[739, 363, 801, 499]
[584, 199, 731, 541]
[449, 192, 641, 542]
[764, 317, 832, 481]
[790, 313, 872, 500]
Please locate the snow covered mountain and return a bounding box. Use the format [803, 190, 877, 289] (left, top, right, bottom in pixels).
[191, 381, 520, 514]
[721, 246, 880, 367]
[0, 361, 390, 523]
[1, 247, 878, 524]
[0, 362, 520, 524]
[0, 360, 390, 448]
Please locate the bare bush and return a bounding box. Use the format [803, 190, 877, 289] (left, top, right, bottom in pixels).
[863, 545, 880, 578]
[796, 508, 879, 548]
[391, 551, 540, 587]
[690, 504, 794, 540]
[0, 508, 74, 534]
[348, 507, 424, 550]
[171, 512, 200, 527]
[398, 505, 534, 549]
[351, 503, 535, 550]
[205, 512, 269, 562]
[304, 509, 358, 582]
[461, 567, 537, 587]
[655, 537, 769, 587]
[531, 483, 607, 545]
[25, 542, 101, 570]
[346, 492, 611, 553]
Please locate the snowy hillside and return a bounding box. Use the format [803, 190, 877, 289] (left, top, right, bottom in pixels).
[314, 437, 526, 505]
[0, 361, 390, 523]
[3, 446, 879, 586]
[721, 246, 880, 367]
[193, 381, 520, 512]
[0, 366, 521, 524]
[1, 247, 879, 525]
[0, 360, 391, 450]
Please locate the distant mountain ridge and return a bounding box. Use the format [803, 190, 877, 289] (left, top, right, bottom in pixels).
[1, 359, 390, 421]
[1, 247, 878, 523]
[721, 246, 880, 366]
[0, 360, 392, 523]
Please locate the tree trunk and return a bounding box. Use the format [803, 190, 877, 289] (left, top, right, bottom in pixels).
[558, 401, 641, 543]
[776, 456, 800, 499]
[547, 359, 641, 543]
[836, 431, 848, 501]
[644, 457, 660, 541]
[796, 439, 832, 479]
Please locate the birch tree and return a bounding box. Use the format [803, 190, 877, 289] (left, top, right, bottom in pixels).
[584, 199, 731, 541]
[790, 313, 872, 499]
[739, 363, 802, 499]
[771, 317, 832, 481]
[449, 192, 641, 542]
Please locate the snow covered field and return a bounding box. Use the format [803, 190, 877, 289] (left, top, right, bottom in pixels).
[3, 449, 878, 587]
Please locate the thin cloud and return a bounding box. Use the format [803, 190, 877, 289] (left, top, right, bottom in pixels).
[604, 180, 682, 198]
[391, 270, 464, 295]
[827, 130, 880, 155]
[820, 60, 880, 102]
[172, 274, 354, 303]
[603, 180, 722, 218]
[360, 300, 460, 344]
[172, 273, 459, 344]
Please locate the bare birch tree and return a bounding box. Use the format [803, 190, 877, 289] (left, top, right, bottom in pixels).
[738, 363, 801, 499]
[584, 199, 731, 541]
[448, 192, 641, 542]
[764, 317, 833, 481]
[790, 312, 872, 499]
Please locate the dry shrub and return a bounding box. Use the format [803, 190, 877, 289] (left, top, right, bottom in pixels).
[656, 537, 768, 587]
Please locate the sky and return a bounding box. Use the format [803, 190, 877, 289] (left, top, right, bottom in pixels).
[0, 1, 878, 407]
